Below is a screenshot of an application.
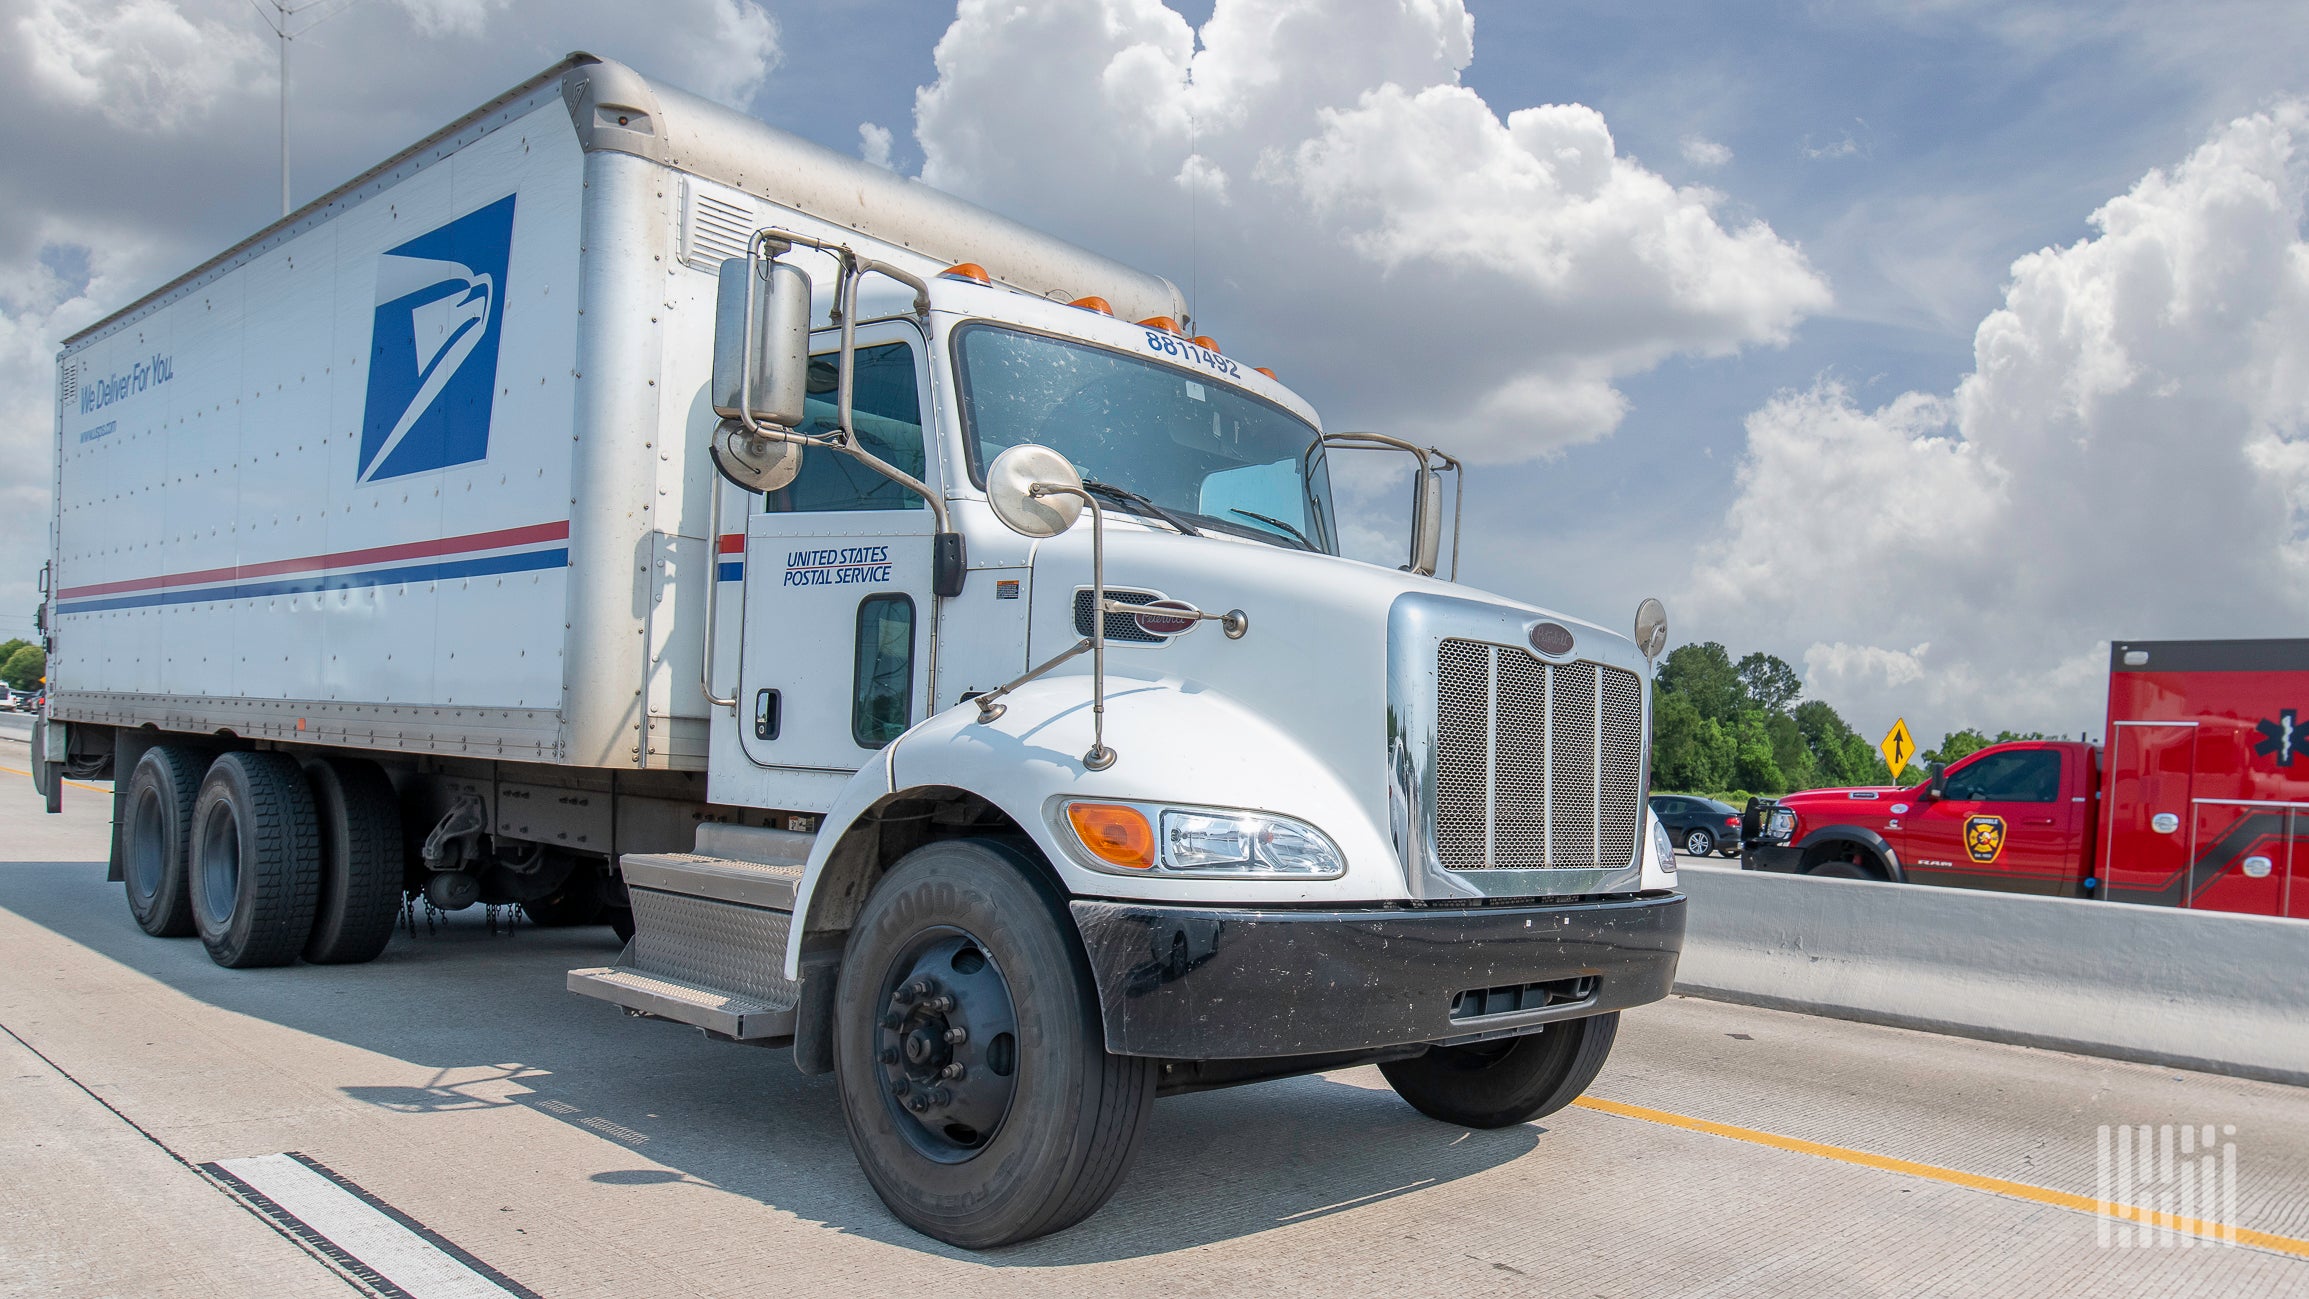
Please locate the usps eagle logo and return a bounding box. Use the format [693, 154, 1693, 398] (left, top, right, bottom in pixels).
[1963, 814, 2007, 865]
[357, 195, 516, 482]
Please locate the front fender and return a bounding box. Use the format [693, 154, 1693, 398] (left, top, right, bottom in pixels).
[782, 670, 1401, 979]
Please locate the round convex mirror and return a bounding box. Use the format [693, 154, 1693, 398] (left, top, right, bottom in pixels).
[711, 421, 805, 493]
[1633, 596, 1669, 662]
[985, 443, 1084, 538]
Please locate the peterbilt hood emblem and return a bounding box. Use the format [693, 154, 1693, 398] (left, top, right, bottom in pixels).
[1528, 622, 1575, 657]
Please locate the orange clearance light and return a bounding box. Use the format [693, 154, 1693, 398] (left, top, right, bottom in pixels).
[1069, 295, 1115, 316]
[1253, 366, 1278, 379]
[1190, 335, 1221, 351]
[1067, 803, 1156, 869]
[939, 262, 993, 286]
[1136, 316, 1184, 336]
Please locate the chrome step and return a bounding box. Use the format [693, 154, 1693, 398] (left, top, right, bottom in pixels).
[621, 851, 802, 911]
[566, 965, 796, 1040]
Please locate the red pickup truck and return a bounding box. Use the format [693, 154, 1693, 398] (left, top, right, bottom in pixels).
[1742, 638, 2309, 919]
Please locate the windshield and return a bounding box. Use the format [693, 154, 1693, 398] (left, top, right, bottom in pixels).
[954, 324, 1335, 551]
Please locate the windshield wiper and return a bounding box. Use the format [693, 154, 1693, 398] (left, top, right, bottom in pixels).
[1082, 480, 1201, 537]
[1228, 509, 1315, 550]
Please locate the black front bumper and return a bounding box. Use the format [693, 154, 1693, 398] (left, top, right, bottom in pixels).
[1069, 892, 1685, 1060]
[1743, 845, 1803, 873]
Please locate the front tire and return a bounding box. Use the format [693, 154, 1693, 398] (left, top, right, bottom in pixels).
[1379, 1012, 1619, 1129]
[1804, 858, 1878, 880]
[832, 839, 1155, 1248]
[189, 752, 321, 969]
[123, 747, 205, 937]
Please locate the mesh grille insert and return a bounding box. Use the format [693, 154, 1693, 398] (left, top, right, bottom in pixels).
[1073, 588, 1166, 643]
[1431, 638, 1643, 872]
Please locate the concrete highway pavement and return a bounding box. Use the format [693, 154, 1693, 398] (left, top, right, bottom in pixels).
[3, 740, 2307, 1297]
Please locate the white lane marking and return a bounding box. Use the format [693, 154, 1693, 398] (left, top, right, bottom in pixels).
[209, 1154, 519, 1298]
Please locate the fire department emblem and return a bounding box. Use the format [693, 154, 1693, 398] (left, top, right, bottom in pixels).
[1963, 815, 2007, 864]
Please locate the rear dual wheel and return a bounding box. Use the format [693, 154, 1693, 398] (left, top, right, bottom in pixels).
[833, 839, 1155, 1249]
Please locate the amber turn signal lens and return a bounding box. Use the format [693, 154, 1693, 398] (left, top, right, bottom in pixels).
[1068, 803, 1156, 869]
[1136, 316, 1184, 336]
[1253, 366, 1277, 379]
[939, 262, 993, 285]
[1190, 335, 1220, 351]
[1069, 295, 1115, 315]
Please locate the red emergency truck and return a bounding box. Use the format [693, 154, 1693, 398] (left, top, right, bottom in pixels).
[1741, 639, 2309, 918]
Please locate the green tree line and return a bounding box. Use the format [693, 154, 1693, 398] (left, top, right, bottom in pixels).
[1649, 642, 2051, 800]
[0, 639, 45, 693]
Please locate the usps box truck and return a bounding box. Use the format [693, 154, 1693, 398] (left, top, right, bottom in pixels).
[34, 55, 1686, 1246]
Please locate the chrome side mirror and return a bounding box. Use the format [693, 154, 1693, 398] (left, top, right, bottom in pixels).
[711, 254, 810, 429]
[985, 444, 1084, 538]
[1408, 464, 1443, 577]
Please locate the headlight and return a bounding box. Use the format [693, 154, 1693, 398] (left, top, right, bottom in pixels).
[1060, 801, 1346, 878]
[1651, 813, 1678, 874]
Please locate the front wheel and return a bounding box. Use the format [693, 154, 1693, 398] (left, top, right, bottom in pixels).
[1379, 1011, 1619, 1129]
[833, 839, 1155, 1248]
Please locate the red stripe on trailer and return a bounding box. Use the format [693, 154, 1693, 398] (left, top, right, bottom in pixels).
[55, 520, 573, 599]
[718, 533, 745, 554]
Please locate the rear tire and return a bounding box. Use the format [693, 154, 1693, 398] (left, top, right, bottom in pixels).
[1380, 1011, 1619, 1129]
[522, 870, 606, 927]
[1683, 828, 1716, 856]
[123, 747, 205, 937]
[189, 752, 321, 969]
[833, 839, 1155, 1248]
[302, 759, 406, 965]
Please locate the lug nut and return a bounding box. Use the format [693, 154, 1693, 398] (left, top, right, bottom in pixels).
[927, 1088, 951, 1106]
[943, 1027, 968, 1045]
[881, 1012, 904, 1029]
[940, 1062, 966, 1080]
[878, 1047, 899, 1064]
[922, 995, 954, 1013]
[908, 1095, 929, 1113]
[892, 1079, 910, 1096]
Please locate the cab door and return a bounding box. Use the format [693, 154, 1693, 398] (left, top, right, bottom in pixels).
[735, 325, 936, 772]
[1898, 745, 2074, 893]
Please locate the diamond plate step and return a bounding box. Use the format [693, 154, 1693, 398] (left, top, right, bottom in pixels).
[620, 851, 802, 911]
[566, 965, 796, 1040]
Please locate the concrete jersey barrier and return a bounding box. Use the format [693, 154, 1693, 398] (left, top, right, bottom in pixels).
[1673, 863, 2309, 1085]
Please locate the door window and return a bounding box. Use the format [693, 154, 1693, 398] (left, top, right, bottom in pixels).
[852, 594, 916, 748]
[1944, 749, 2062, 802]
[764, 342, 925, 513]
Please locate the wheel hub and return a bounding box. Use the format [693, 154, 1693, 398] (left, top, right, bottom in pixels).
[875, 932, 1020, 1161]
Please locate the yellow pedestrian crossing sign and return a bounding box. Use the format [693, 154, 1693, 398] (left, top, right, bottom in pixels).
[1880, 718, 1916, 781]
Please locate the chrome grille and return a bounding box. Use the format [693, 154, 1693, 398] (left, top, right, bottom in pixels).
[1433, 638, 1643, 871]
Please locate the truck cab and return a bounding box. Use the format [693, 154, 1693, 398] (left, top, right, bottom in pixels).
[1744, 740, 2099, 895]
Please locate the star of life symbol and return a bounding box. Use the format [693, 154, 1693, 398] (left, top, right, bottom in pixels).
[2254, 709, 2302, 767]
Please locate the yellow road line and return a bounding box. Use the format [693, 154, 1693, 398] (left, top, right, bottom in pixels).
[0, 764, 112, 795]
[1574, 1095, 2309, 1259]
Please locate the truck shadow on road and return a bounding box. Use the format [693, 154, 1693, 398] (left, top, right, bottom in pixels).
[4, 862, 1545, 1265]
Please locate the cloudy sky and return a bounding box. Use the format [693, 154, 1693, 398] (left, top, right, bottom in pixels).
[4, 0, 2307, 747]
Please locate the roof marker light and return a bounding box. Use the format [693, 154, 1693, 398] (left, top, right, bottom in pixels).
[939, 262, 993, 286]
[1190, 335, 1221, 351]
[1069, 295, 1115, 316]
[1136, 316, 1185, 336]
[1253, 366, 1278, 379]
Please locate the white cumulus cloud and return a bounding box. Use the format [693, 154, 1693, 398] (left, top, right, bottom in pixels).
[1680, 134, 1732, 168]
[16, 0, 270, 130]
[858, 120, 894, 169]
[1688, 100, 2309, 741]
[911, 0, 1828, 463]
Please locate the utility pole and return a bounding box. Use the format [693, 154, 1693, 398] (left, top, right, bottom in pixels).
[251, 0, 368, 217]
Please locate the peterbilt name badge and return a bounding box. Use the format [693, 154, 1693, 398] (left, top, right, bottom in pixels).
[1528, 622, 1575, 657]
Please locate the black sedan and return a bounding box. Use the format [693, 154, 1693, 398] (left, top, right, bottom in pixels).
[1649, 794, 1743, 857]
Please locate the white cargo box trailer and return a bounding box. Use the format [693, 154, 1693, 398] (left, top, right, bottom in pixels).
[37, 55, 1687, 1247]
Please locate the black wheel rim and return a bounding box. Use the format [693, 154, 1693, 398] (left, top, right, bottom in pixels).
[197, 801, 241, 926]
[128, 786, 166, 900]
[873, 927, 1020, 1164]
